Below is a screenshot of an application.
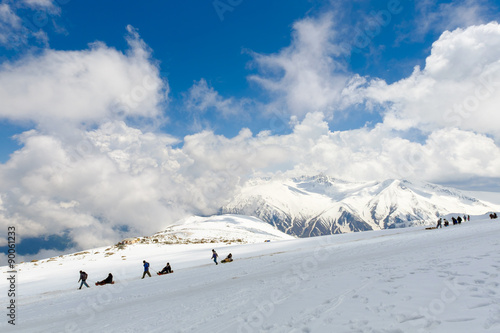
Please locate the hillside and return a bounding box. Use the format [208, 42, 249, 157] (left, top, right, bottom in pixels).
[2, 215, 500, 332]
[221, 176, 500, 236]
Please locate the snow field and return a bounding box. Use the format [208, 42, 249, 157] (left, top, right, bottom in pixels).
[2, 217, 500, 332]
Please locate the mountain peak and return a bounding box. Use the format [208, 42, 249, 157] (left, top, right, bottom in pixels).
[222, 176, 500, 237]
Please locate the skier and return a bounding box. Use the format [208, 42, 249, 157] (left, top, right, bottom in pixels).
[444, 219, 449, 227]
[142, 260, 152, 278]
[211, 249, 219, 265]
[436, 218, 442, 229]
[159, 263, 173, 274]
[96, 273, 113, 286]
[78, 270, 89, 289]
[457, 216, 462, 224]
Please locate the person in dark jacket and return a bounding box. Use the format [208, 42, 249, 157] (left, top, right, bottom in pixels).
[159, 263, 173, 274]
[457, 216, 462, 224]
[211, 249, 218, 265]
[221, 253, 233, 263]
[96, 273, 113, 286]
[78, 270, 89, 289]
[142, 260, 151, 278]
[436, 218, 442, 228]
[444, 219, 449, 227]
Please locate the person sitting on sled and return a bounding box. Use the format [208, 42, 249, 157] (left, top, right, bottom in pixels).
[221, 253, 233, 263]
[96, 273, 113, 286]
[159, 262, 172, 274]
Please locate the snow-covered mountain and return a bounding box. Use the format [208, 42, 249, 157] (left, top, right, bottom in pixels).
[221, 175, 500, 237]
[148, 214, 295, 244]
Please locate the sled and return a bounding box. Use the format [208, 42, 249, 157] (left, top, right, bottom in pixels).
[425, 227, 437, 230]
[157, 271, 174, 275]
[221, 258, 233, 263]
[95, 281, 115, 286]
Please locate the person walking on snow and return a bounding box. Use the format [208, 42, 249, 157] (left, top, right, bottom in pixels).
[78, 270, 89, 289]
[142, 260, 151, 278]
[212, 249, 219, 265]
[436, 218, 442, 229]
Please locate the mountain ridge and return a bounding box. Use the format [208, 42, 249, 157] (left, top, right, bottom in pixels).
[220, 175, 500, 237]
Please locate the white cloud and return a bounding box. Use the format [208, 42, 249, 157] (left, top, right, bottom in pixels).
[248, 13, 361, 118]
[0, 2, 21, 46]
[185, 78, 245, 117]
[403, 0, 494, 41]
[22, 0, 56, 8]
[0, 0, 61, 48]
[0, 25, 168, 128]
[366, 22, 500, 139]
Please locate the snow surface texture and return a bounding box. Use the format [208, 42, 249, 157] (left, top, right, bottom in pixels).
[2, 214, 500, 332]
[222, 176, 500, 237]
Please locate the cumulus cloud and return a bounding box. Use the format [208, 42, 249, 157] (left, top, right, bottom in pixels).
[248, 13, 362, 118]
[0, 0, 62, 48]
[366, 22, 500, 139]
[412, 0, 494, 39]
[0, 25, 168, 130]
[0, 26, 171, 256]
[0, 2, 21, 46]
[185, 79, 245, 117]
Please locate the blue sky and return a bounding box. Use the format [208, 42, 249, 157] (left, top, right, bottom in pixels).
[1, 0, 500, 261]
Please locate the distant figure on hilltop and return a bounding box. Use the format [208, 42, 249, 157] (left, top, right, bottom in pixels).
[142, 260, 152, 278]
[457, 216, 462, 224]
[212, 249, 219, 265]
[78, 270, 89, 289]
[436, 218, 442, 229]
[96, 273, 113, 286]
[444, 219, 449, 227]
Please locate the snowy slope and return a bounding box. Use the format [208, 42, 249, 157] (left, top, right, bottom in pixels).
[221, 175, 500, 236]
[2, 215, 500, 332]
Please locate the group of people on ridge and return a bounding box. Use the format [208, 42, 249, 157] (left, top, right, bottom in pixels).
[436, 215, 469, 228]
[78, 249, 231, 289]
